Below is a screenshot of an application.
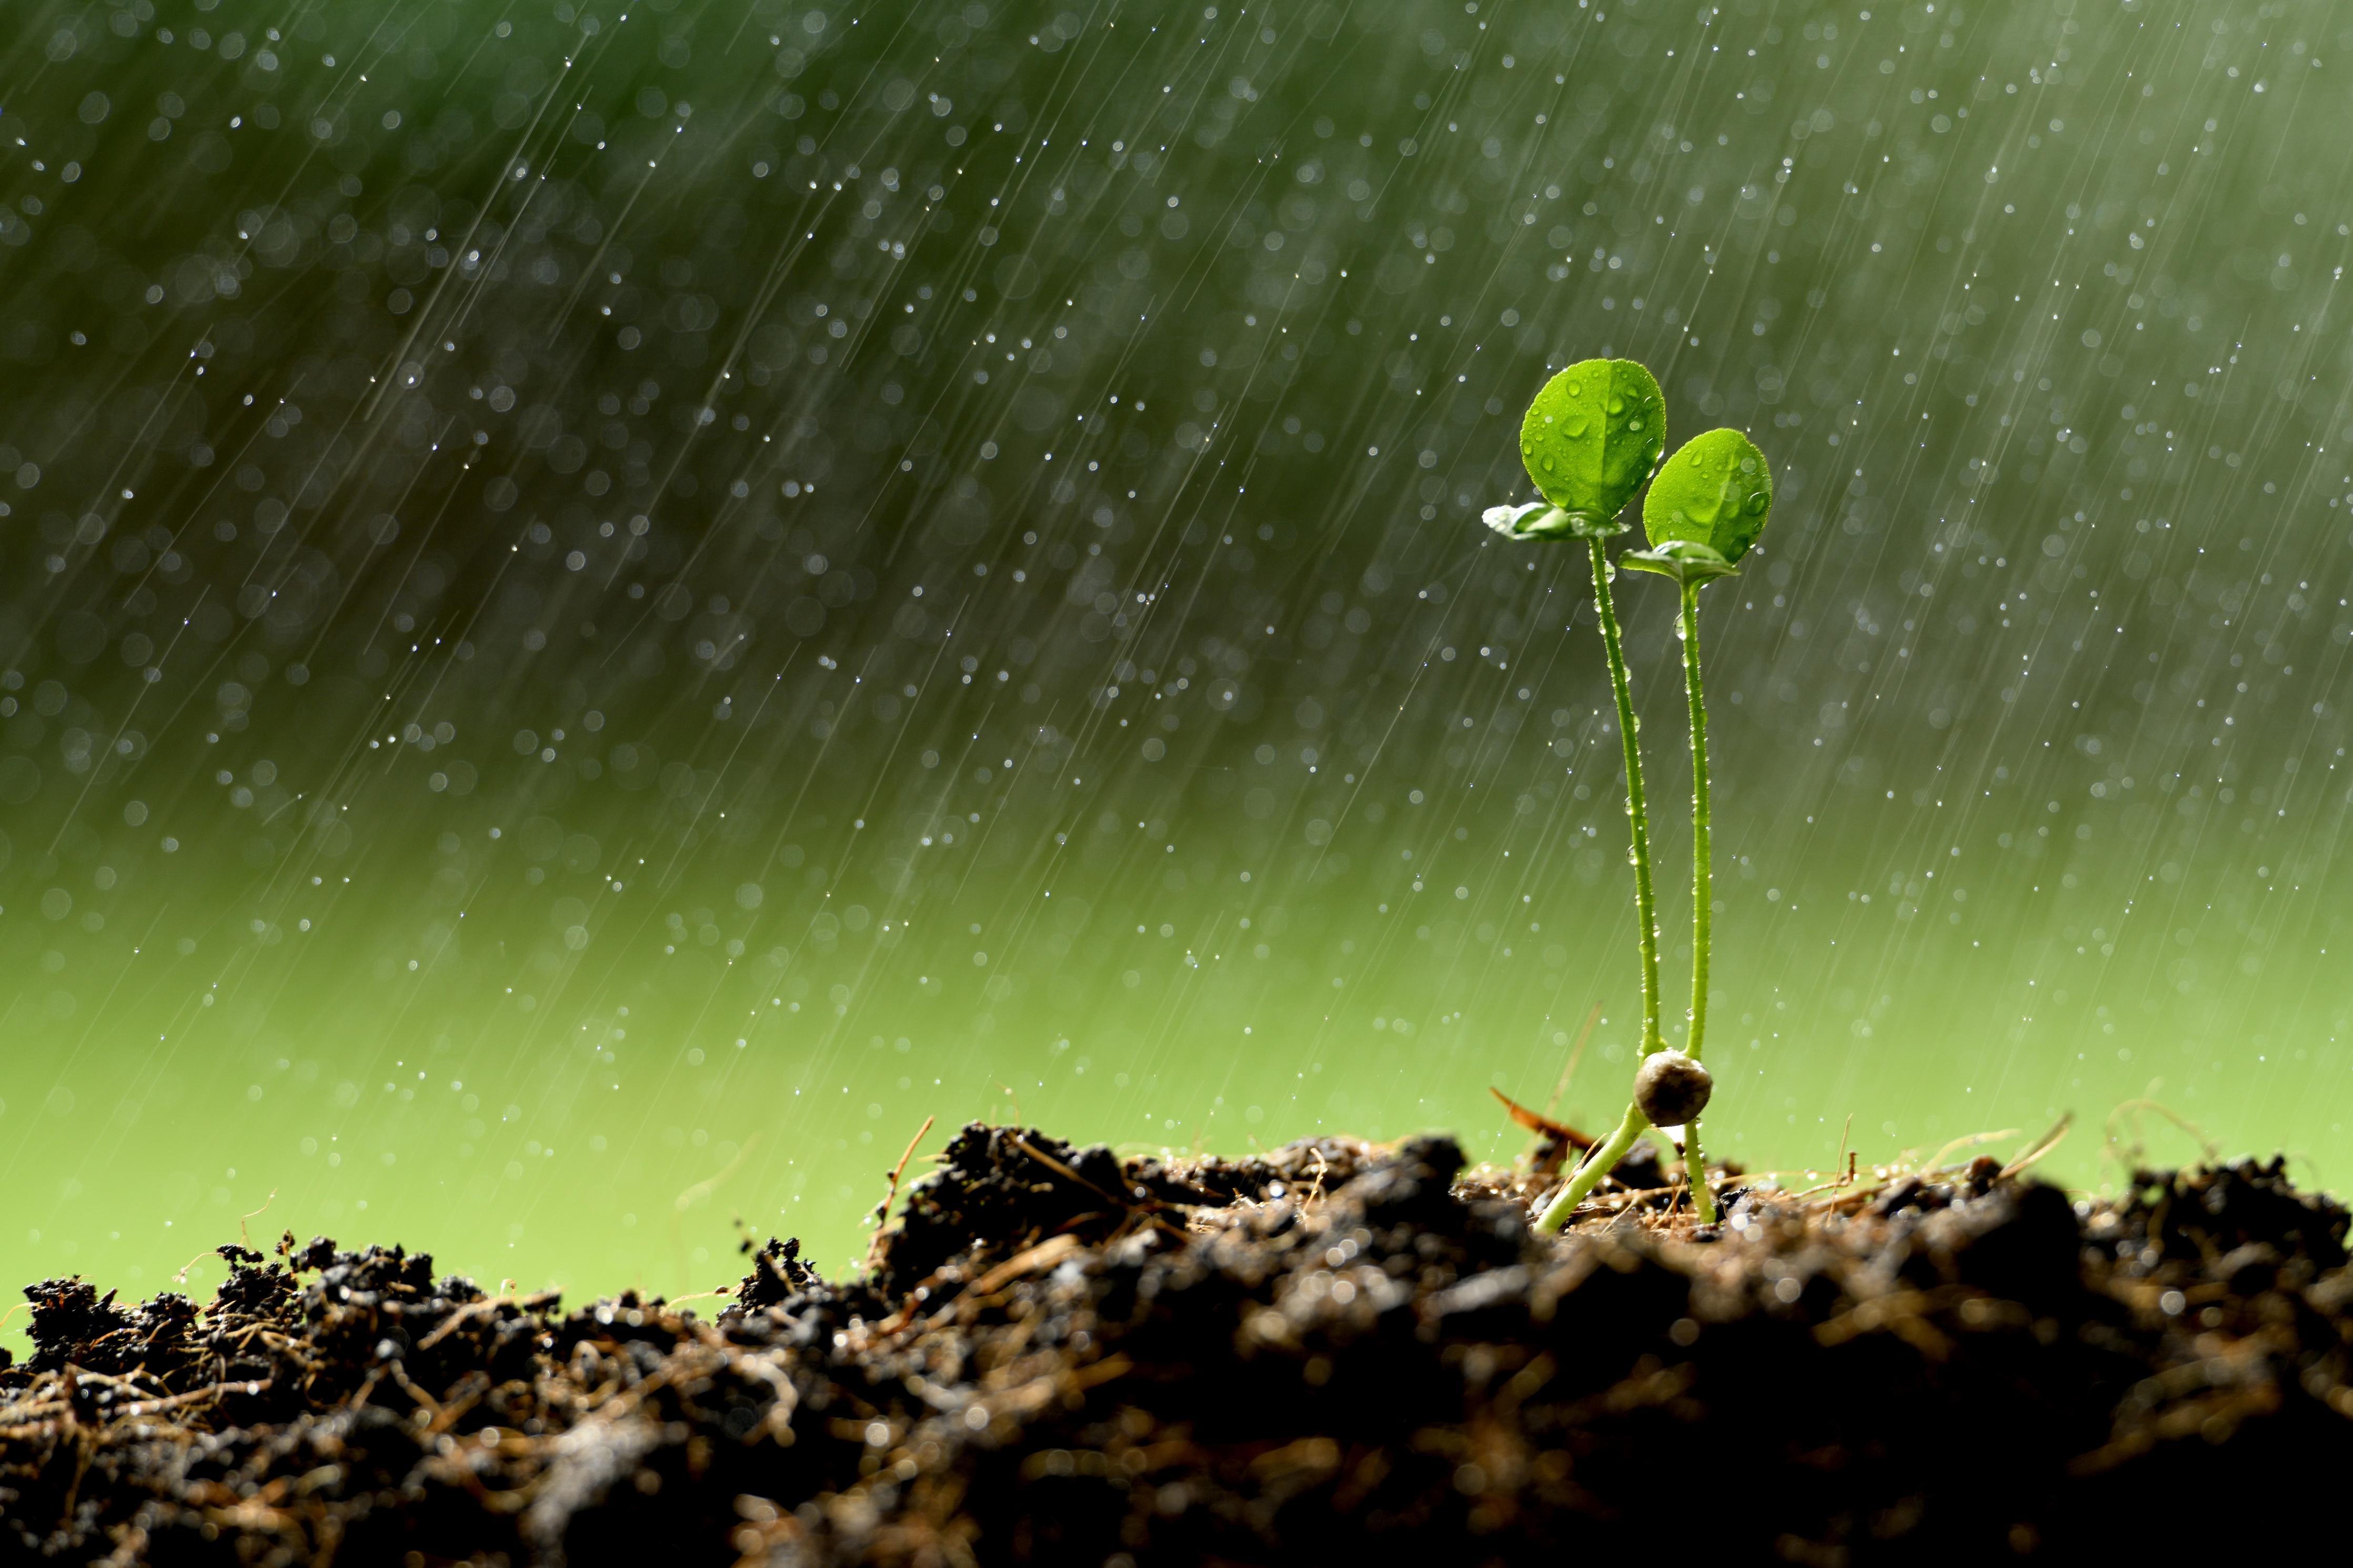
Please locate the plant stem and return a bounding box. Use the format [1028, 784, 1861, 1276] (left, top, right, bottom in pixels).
[1534, 1104, 1648, 1234]
[1680, 582, 1711, 1061]
[1678, 582, 1720, 1224]
[1534, 541, 1669, 1238]
[1682, 1118, 1718, 1224]
[1588, 537, 1662, 1058]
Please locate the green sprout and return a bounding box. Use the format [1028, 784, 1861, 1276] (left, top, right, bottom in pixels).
[1483, 360, 1668, 1222]
[1486, 368, 1774, 1235]
[1618, 427, 1774, 1224]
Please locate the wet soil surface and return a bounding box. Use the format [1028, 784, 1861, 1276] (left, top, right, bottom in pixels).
[5, 1124, 2351, 1564]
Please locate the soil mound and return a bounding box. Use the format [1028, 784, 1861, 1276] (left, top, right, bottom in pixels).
[4, 1125, 2350, 1563]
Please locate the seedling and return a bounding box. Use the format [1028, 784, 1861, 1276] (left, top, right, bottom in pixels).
[1488, 368, 1774, 1233]
[1616, 427, 1775, 1221]
[1485, 358, 1670, 1067]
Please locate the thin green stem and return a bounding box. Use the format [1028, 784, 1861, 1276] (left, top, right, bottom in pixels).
[1683, 1118, 1718, 1224]
[1679, 581, 1712, 1061]
[1678, 583, 1720, 1225]
[1588, 537, 1662, 1057]
[1535, 541, 1670, 1237]
[1534, 1104, 1648, 1234]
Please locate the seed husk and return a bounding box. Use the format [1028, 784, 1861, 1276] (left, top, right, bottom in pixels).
[1633, 1049, 1714, 1127]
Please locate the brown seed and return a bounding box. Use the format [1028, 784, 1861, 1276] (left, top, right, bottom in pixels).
[1632, 1050, 1713, 1126]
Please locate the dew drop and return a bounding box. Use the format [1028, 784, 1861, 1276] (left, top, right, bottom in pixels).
[1607, 396, 1625, 413]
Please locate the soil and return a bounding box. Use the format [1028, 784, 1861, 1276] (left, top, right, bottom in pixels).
[5, 1123, 2351, 1564]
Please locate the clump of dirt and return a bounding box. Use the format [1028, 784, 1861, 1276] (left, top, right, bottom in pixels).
[4, 1129, 2350, 1563]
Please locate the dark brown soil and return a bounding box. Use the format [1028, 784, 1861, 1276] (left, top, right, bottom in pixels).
[5, 1124, 2351, 1564]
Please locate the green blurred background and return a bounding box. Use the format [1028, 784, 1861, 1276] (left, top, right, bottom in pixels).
[3, 0, 2350, 1324]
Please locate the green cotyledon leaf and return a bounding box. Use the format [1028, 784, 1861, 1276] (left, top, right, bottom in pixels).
[1515, 359, 1666, 535]
[1639, 427, 1773, 566]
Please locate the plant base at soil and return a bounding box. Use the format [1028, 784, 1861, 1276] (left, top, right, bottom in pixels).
[5, 1125, 2350, 1563]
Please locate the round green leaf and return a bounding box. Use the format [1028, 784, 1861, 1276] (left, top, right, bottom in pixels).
[1516, 359, 1666, 534]
[1640, 427, 1772, 565]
